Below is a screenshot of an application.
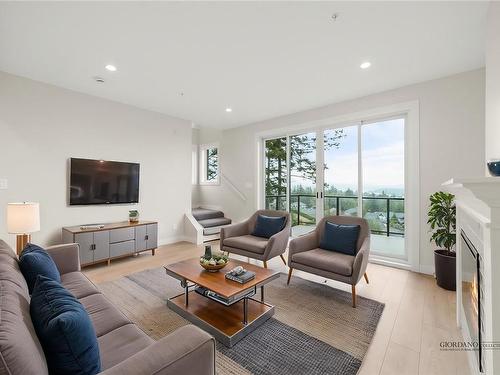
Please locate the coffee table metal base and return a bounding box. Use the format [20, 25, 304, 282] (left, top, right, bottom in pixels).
[167, 291, 274, 347]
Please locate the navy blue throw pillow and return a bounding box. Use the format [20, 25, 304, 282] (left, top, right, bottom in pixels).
[30, 275, 101, 375]
[252, 215, 287, 238]
[319, 221, 360, 256]
[19, 243, 61, 294]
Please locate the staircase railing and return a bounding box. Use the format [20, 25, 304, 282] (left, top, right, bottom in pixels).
[220, 173, 247, 202]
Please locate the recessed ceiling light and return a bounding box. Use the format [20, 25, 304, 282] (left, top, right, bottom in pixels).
[360, 61, 371, 69]
[93, 76, 105, 83]
[225, 108, 232, 113]
[105, 64, 117, 72]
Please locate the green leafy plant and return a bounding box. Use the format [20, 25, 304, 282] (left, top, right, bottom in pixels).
[427, 192, 456, 253]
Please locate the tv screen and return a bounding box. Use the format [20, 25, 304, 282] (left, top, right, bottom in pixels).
[69, 158, 140, 205]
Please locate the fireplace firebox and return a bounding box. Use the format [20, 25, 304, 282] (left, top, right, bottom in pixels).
[461, 230, 484, 372]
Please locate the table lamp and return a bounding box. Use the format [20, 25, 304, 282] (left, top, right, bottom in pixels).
[7, 202, 40, 255]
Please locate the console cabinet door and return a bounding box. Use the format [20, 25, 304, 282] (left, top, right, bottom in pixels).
[75, 232, 94, 265]
[135, 225, 147, 252]
[93, 230, 110, 262]
[146, 224, 158, 249]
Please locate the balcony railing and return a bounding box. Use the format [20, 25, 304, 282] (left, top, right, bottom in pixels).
[265, 194, 404, 237]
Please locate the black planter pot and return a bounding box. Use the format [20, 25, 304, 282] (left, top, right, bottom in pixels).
[434, 249, 456, 291]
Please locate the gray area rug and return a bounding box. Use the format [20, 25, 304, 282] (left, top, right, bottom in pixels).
[217, 318, 361, 375]
[97, 267, 384, 375]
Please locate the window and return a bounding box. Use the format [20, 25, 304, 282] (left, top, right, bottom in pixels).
[262, 117, 406, 257]
[199, 144, 219, 185]
[264, 137, 287, 211]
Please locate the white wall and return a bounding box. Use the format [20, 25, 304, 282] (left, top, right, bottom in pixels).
[0, 71, 192, 249]
[486, 2, 500, 163]
[191, 128, 200, 206]
[196, 69, 485, 272]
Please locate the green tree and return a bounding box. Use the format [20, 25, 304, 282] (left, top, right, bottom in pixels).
[265, 131, 346, 207]
[207, 148, 218, 180]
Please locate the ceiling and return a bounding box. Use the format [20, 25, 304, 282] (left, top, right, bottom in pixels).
[0, 2, 488, 129]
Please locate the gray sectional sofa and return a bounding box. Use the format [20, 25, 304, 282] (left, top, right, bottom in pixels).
[0, 239, 215, 375]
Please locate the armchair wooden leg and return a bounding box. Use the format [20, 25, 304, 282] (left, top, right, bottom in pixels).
[351, 285, 356, 308]
[364, 272, 369, 284]
[287, 268, 293, 285]
[279, 254, 286, 265]
[263, 261, 268, 268]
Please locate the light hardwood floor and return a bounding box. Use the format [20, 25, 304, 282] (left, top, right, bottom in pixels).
[84, 241, 471, 375]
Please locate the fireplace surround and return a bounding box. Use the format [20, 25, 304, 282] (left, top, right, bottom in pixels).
[444, 177, 500, 375]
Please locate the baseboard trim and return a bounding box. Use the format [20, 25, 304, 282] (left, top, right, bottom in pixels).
[159, 235, 192, 246]
[369, 257, 413, 271]
[418, 264, 435, 276]
[369, 256, 435, 276]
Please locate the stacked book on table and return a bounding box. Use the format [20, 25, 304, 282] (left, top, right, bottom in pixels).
[225, 270, 255, 284]
[195, 286, 230, 304]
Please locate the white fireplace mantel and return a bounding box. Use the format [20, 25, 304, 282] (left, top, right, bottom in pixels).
[443, 176, 500, 375]
[443, 177, 500, 228]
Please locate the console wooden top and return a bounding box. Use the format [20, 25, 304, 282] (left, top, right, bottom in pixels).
[63, 220, 157, 234]
[164, 258, 280, 299]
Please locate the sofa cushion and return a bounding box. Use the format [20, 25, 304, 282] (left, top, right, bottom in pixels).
[61, 272, 100, 299]
[252, 214, 286, 238]
[291, 248, 354, 276]
[0, 246, 30, 301]
[30, 276, 101, 375]
[0, 241, 49, 375]
[224, 235, 268, 254]
[98, 324, 153, 370]
[319, 221, 360, 256]
[80, 294, 131, 337]
[19, 243, 61, 294]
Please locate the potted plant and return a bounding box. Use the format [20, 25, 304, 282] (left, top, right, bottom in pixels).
[427, 191, 456, 290]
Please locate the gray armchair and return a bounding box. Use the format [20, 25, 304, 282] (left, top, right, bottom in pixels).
[287, 216, 370, 307]
[220, 210, 291, 268]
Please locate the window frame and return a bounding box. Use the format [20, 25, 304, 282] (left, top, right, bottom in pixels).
[199, 143, 220, 185]
[256, 100, 420, 272]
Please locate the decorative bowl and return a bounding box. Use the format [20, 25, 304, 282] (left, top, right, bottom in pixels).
[487, 160, 500, 176]
[199, 252, 229, 272]
[199, 262, 228, 272]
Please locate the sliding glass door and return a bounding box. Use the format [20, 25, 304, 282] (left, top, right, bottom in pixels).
[263, 116, 406, 260]
[289, 132, 317, 234]
[264, 132, 318, 236]
[361, 118, 405, 258]
[264, 137, 287, 211]
[323, 126, 358, 217]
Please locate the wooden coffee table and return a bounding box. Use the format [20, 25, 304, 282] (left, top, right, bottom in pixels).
[164, 258, 280, 347]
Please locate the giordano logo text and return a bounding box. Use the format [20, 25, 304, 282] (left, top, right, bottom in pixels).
[440, 341, 500, 351]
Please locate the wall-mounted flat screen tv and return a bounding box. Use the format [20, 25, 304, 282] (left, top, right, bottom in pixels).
[69, 158, 140, 205]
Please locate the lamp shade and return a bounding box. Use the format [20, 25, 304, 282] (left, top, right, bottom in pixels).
[7, 202, 40, 234]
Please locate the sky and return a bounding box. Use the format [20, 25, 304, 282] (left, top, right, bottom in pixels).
[293, 118, 405, 194]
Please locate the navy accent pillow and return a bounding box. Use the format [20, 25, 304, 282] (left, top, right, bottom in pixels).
[319, 221, 361, 256]
[30, 275, 101, 375]
[252, 215, 287, 238]
[19, 243, 61, 294]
